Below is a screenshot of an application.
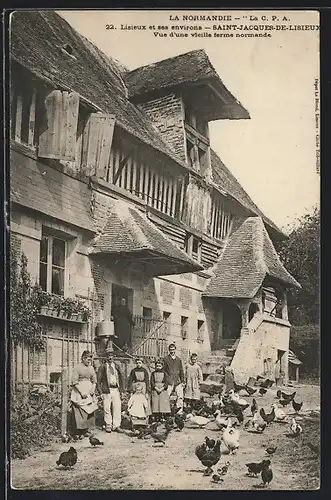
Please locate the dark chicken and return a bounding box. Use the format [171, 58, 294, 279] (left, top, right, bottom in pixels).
[56, 447, 77, 468]
[261, 462, 273, 487]
[89, 436, 104, 447]
[259, 387, 267, 395]
[197, 440, 222, 475]
[281, 391, 296, 401]
[246, 459, 270, 477]
[292, 400, 303, 412]
[260, 408, 275, 424]
[151, 420, 172, 445]
[174, 413, 186, 431]
[279, 398, 291, 407]
[245, 386, 257, 396]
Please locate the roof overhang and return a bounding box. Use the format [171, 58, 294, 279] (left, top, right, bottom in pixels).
[181, 76, 250, 122]
[89, 249, 202, 277]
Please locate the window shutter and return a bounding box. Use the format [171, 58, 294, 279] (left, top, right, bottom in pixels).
[81, 113, 115, 178]
[38, 90, 79, 161]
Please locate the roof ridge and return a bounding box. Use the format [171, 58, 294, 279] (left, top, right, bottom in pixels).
[125, 48, 208, 74]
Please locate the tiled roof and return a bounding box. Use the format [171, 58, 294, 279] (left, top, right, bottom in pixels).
[10, 11, 187, 169]
[10, 149, 95, 232]
[124, 49, 249, 119]
[203, 217, 300, 298]
[211, 150, 282, 235]
[90, 200, 203, 274]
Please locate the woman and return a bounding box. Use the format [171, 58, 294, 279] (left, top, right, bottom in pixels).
[184, 353, 203, 411]
[150, 358, 171, 422]
[70, 350, 98, 437]
[127, 357, 151, 418]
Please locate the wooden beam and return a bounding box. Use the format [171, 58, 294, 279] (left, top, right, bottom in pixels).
[113, 148, 134, 184]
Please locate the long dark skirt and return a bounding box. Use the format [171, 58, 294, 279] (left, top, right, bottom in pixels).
[71, 403, 95, 434]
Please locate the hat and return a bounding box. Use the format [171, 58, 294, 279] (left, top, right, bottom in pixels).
[104, 348, 114, 356]
[81, 350, 93, 358]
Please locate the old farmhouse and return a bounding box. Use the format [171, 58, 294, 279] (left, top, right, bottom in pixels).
[10, 11, 300, 388]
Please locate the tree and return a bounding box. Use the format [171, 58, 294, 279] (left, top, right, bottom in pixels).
[279, 206, 320, 326]
[10, 249, 45, 349]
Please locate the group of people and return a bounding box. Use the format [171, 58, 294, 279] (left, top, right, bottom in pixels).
[70, 344, 203, 436]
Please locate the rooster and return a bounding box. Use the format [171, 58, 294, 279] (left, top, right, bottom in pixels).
[198, 440, 222, 475]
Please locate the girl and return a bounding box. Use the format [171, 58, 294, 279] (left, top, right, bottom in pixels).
[184, 353, 203, 412]
[150, 359, 171, 422]
[127, 382, 148, 433]
[70, 350, 98, 437]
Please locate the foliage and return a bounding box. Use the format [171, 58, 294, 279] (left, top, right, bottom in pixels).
[279, 206, 320, 326]
[290, 325, 320, 377]
[10, 388, 62, 459]
[10, 250, 45, 349]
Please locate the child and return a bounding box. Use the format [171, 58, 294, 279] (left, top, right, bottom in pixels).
[150, 359, 171, 422]
[127, 382, 148, 433]
[184, 353, 203, 412]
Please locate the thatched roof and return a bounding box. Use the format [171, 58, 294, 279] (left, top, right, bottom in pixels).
[203, 217, 300, 298]
[90, 200, 203, 276]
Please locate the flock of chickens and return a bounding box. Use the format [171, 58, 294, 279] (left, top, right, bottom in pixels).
[56, 377, 305, 489]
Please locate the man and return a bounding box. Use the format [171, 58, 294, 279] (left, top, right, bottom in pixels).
[97, 348, 123, 433]
[163, 344, 185, 413]
[111, 297, 135, 352]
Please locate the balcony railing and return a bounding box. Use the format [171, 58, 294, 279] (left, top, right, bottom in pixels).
[131, 315, 168, 358]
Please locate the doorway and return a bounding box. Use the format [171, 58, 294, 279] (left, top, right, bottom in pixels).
[223, 300, 242, 341]
[111, 284, 133, 311]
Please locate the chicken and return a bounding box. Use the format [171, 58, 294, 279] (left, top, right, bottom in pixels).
[259, 387, 267, 396]
[151, 420, 172, 445]
[121, 413, 133, 430]
[261, 461, 273, 487]
[195, 442, 207, 461]
[266, 446, 277, 455]
[212, 473, 223, 483]
[61, 433, 71, 443]
[89, 436, 104, 447]
[292, 400, 303, 413]
[271, 403, 287, 421]
[233, 406, 244, 425]
[246, 459, 270, 477]
[174, 413, 186, 431]
[245, 385, 257, 396]
[205, 437, 216, 449]
[281, 390, 296, 401]
[218, 461, 231, 476]
[260, 407, 275, 424]
[56, 447, 77, 468]
[233, 381, 246, 392]
[214, 410, 229, 430]
[199, 440, 222, 475]
[279, 398, 291, 407]
[289, 418, 303, 437]
[260, 379, 271, 389]
[222, 419, 240, 454]
[186, 413, 213, 428]
[251, 398, 258, 415]
[252, 421, 267, 433]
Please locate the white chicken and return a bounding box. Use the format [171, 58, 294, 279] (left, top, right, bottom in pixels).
[229, 390, 248, 407]
[186, 413, 213, 428]
[222, 418, 240, 454]
[271, 403, 287, 422]
[289, 417, 303, 436]
[214, 410, 229, 430]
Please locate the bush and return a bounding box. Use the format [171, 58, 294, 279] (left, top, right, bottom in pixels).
[290, 324, 320, 378]
[10, 389, 62, 459]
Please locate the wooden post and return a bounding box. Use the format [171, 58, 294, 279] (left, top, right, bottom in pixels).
[61, 367, 68, 436]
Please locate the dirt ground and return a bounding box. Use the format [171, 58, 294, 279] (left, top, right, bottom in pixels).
[11, 384, 320, 491]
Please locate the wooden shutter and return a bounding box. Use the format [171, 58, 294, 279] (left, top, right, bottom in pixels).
[81, 113, 115, 178]
[38, 90, 79, 160]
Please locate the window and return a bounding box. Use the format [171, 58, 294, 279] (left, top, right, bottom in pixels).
[50, 372, 61, 393]
[181, 316, 188, 339]
[39, 235, 66, 295]
[197, 320, 205, 342]
[185, 233, 202, 263]
[143, 307, 153, 318]
[163, 311, 172, 336]
[11, 81, 37, 148]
